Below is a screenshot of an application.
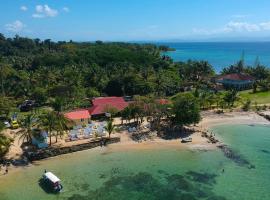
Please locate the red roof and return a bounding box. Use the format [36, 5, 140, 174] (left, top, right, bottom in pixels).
[157, 99, 170, 105]
[217, 73, 254, 81]
[89, 97, 128, 115]
[64, 109, 90, 120]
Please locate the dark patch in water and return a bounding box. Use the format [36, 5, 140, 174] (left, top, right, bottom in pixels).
[81, 183, 90, 191]
[66, 171, 226, 200]
[166, 174, 194, 192]
[99, 173, 106, 179]
[157, 169, 169, 175]
[218, 145, 254, 169]
[186, 171, 217, 185]
[261, 149, 270, 154]
[111, 167, 120, 176]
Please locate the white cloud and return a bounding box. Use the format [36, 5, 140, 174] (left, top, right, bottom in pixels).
[20, 6, 28, 11]
[260, 22, 270, 30]
[224, 21, 260, 32]
[32, 4, 58, 18]
[5, 20, 26, 32]
[193, 20, 270, 35]
[63, 7, 70, 12]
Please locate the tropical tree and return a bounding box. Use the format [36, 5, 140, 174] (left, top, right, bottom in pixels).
[17, 114, 37, 143]
[52, 97, 66, 113]
[121, 106, 132, 124]
[0, 96, 16, 119]
[172, 93, 201, 127]
[39, 111, 56, 146]
[54, 113, 70, 143]
[223, 89, 240, 107]
[104, 120, 116, 138]
[0, 122, 13, 156]
[103, 105, 119, 119]
[0, 57, 13, 96]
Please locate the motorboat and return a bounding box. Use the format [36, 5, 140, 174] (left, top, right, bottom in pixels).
[41, 172, 63, 193]
[181, 137, 192, 143]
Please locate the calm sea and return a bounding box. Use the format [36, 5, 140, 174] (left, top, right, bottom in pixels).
[0, 124, 270, 200]
[161, 42, 270, 72]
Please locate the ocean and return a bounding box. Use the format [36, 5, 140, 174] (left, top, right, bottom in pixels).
[0, 124, 270, 200]
[161, 42, 270, 72]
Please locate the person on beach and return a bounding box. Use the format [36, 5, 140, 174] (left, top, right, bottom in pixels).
[5, 167, 8, 174]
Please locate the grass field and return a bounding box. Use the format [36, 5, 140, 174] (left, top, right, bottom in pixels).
[239, 90, 270, 105]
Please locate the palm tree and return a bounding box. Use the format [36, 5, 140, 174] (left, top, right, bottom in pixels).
[0, 122, 13, 156]
[17, 114, 37, 143]
[104, 120, 116, 138]
[39, 111, 56, 146]
[52, 97, 65, 113]
[54, 113, 69, 143]
[223, 89, 240, 107]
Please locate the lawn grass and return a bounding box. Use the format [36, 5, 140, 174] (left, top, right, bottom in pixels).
[239, 90, 270, 105]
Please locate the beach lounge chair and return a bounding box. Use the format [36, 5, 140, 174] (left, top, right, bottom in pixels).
[69, 130, 79, 141]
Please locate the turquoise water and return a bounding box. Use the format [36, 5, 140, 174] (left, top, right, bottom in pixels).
[0, 124, 270, 200]
[161, 42, 270, 72]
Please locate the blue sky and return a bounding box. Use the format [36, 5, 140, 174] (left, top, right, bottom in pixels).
[1, 0, 270, 41]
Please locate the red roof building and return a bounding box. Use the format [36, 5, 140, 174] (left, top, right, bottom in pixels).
[64, 109, 91, 120]
[89, 97, 129, 116]
[157, 99, 171, 105]
[217, 73, 255, 81]
[216, 73, 255, 90]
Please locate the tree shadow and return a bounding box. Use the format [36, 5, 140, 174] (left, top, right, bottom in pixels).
[158, 127, 195, 140]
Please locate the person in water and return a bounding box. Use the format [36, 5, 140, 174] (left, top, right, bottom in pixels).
[44, 169, 47, 173]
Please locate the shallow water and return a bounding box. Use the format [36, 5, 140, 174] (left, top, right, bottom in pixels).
[0, 124, 270, 200]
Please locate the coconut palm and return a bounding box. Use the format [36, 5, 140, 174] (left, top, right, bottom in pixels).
[54, 113, 70, 143]
[17, 114, 37, 143]
[104, 120, 116, 138]
[39, 111, 57, 146]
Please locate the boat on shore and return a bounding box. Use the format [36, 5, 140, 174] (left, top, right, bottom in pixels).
[181, 137, 192, 143]
[41, 172, 63, 193]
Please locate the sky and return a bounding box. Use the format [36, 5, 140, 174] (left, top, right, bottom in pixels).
[1, 0, 270, 41]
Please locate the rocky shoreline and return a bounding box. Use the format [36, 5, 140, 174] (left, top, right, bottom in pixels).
[25, 137, 120, 162]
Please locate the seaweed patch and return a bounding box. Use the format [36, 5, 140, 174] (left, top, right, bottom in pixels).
[66, 171, 225, 200]
[218, 145, 254, 169]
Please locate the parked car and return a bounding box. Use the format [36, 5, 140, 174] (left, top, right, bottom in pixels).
[11, 120, 19, 129]
[19, 100, 38, 112]
[4, 121, 11, 128]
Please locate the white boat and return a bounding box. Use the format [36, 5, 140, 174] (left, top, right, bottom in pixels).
[181, 137, 192, 143]
[42, 172, 63, 192]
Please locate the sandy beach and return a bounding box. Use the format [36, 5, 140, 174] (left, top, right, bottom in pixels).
[199, 111, 270, 129]
[1, 111, 270, 176]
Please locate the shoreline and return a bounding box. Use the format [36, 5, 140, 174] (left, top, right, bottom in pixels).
[1, 111, 270, 177]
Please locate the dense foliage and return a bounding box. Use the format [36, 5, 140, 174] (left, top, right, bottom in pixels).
[0, 34, 215, 111]
[0, 122, 13, 156]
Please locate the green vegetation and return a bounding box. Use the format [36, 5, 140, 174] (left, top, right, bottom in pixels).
[17, 114, 37, 143]
[172, 93, 200, 126]
[0, 33, 270, 143]
[0, 122, 13, 156]
[239, 90, 270, 105]
[104, 120, 116, 138]
[121, 94, 200, 130]
[0, 34, 215, 110]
